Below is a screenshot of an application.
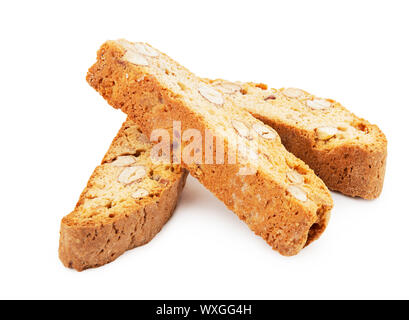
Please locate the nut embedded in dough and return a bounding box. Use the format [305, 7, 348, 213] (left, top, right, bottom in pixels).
[134, 43, 159, 57]
[306, 98, 332, 110]
[287, 170, 304, 185]
[316, 126, 338, 140]
[118, 166, 146, 184]
[252, 123, 277, 140]
[198, 85, 224, 105]
[132, 188, 149, 199]
[111, 156, 137, 167]
[232, 120, 252, 139]
[283, 87, 304, 99]
[288, 185, 308, 202]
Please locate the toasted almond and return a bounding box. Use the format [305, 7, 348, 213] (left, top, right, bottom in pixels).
[116, 39, 149, 66]
[288, 185, 308, 202]
[232, 120, 251, 139]
[283, 88, 304, 98]
[111, 156, 137, 167]
[116, 39, 136, 52]
[287, 170, 304, 185]
[131, 188, 149, 199]
[316, 126, 338, 140]
[133, 43, 159, 57]
[306, 98, 332, 110]
[198, 85, 224, 105]
[118, 166, 146, 185]
[252, 123, 277, 140]
[123, 50, 149, 66]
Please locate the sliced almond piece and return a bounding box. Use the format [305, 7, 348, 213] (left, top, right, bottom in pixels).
[116, 39, 159, 58]
[283, 88, 304, 99]
[306, 98, 332, 110]
[118, 166, 146, 185]
[288, 185, 308, 202]
[232, 120, 251, 139]
[116, 39, 149, 66]
[316, 126, 338, 140]
[123, 50, 149, 66]
[133, 43, 159, 57]
[111, 156, 137, 167]
[116, 39, 136, 52]
[213, 82, 241, 94]
[198, 85, 224, 105]
[252, 123, 277, 140]
[131, 188, 149, 199]
[287, 170, 304, 185]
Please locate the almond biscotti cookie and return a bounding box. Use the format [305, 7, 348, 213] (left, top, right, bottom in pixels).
[86, 40, 333, 256]
[206, 80, 387, 199]
[59, 118, 187, 271]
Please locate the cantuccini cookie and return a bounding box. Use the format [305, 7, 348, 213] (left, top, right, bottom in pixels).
[206, 80, 387, 199]
[59, 118, 187, 271]
[87, 40, 333, 256]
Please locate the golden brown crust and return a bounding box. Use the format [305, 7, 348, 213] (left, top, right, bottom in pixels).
[86, 40, 333, 256]
[260, 116, 387, 199]
[59, 174, 186, 271]
[59, 120, 187, 271]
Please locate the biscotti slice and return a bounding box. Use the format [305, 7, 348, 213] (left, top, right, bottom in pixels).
[59, 118, 187, 271]
[206, 80, 387, 199]
[86, 40, 333, 256]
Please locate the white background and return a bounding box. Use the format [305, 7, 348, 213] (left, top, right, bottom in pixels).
[0, 0, 408, 300]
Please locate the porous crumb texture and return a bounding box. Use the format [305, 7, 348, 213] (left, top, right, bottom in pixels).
[59, 119, 187, 271]
[207, 80, 387, 199]
[86, 39, 333, 256]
